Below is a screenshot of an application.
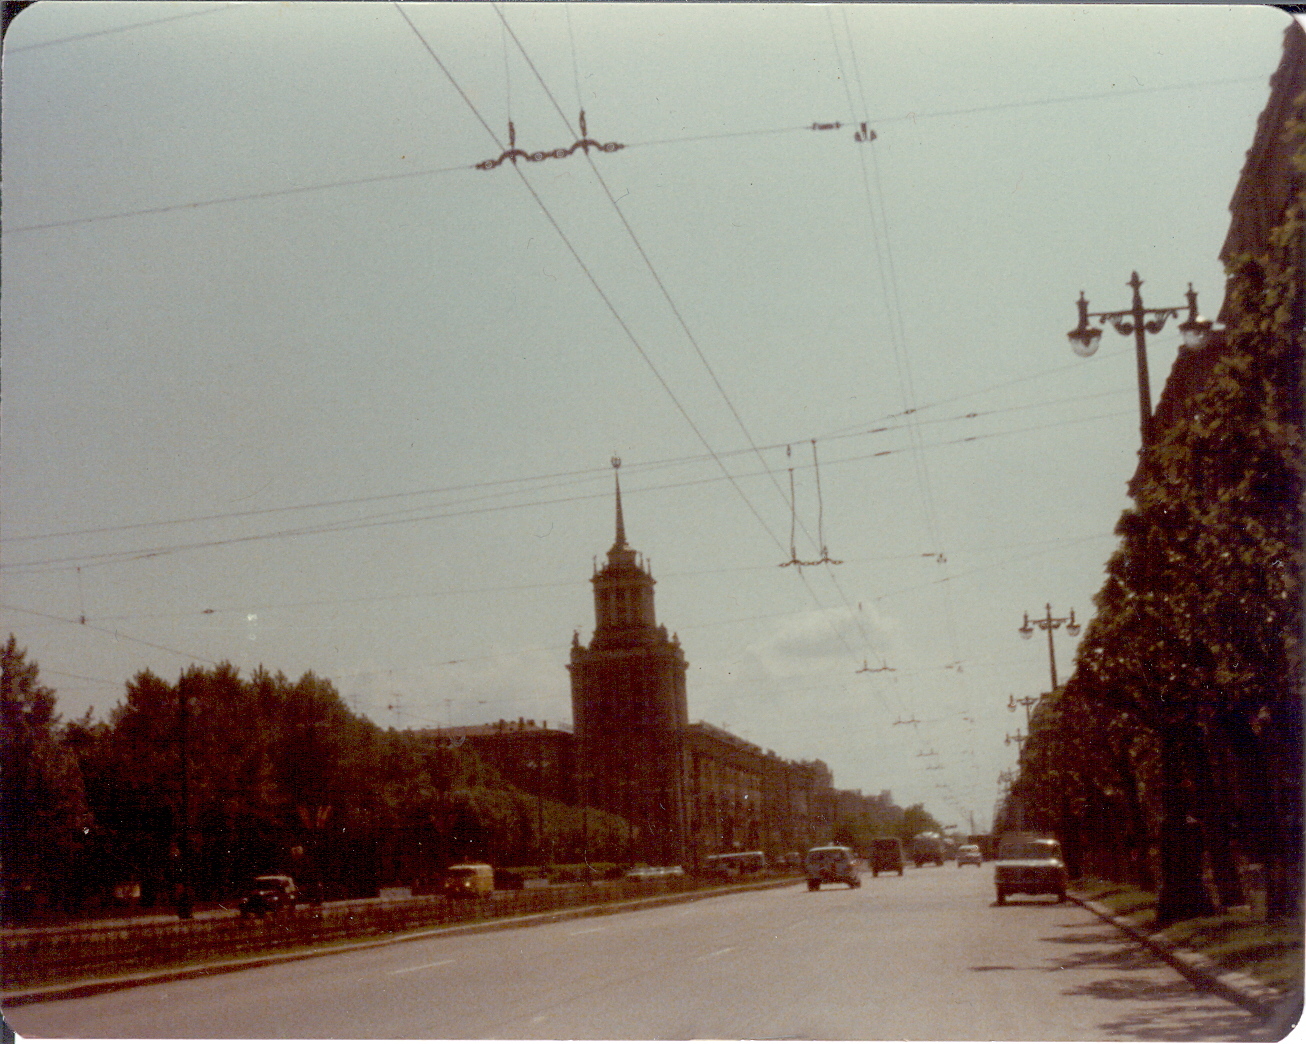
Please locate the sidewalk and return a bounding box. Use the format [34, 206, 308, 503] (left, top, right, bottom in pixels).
[1071, 891, 1303, 1035]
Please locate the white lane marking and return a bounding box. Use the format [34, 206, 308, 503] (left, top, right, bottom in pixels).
[569, 926, 607, 935]
[695, 946, 735, 962]
[388, 958, 455, 975]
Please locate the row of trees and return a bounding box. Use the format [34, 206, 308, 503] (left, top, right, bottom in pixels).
[1, 641, 630, 921]
[831, 802, 945, 854]
[997, 89, 1303, 924]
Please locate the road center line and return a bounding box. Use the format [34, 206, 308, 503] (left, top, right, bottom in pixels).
[388, 959, 455, 975]
[695, 946, 735, 962]
[569, 926, 608, 936]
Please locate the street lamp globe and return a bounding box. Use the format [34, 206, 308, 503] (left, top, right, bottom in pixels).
[1068, 326, 1102, 357]
[1067, 292, 1103, 357]
[1178, 314, 1213, 351]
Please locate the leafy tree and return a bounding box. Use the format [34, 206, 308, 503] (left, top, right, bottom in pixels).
[1, 636, 89, 917]
[898, 804, 943, 842]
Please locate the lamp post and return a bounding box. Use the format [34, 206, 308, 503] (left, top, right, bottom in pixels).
[1019, 604, 1080, 691]
[1067, 272, 1212, 449]
[1007, 693, 1038, 727]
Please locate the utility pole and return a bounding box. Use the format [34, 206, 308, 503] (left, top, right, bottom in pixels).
[176, 681, 193, 919]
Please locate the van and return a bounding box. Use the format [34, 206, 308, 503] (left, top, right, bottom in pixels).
[441, 863, 494, 898]
[867, 837, 905, 877]
[804, 845, 860, 891]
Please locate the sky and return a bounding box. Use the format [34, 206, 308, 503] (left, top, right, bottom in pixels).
[1, 1, 1291, 835]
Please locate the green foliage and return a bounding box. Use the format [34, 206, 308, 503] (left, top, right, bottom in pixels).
[1005, 99, 1305, 919]
[898, 804, 943, 842]
[1, 636, 90, 901]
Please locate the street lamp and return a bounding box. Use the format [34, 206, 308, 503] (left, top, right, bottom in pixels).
[1007, 693, 1038, 727]
[1019, 604, 1080, 691]
[1067, 272, 1212, 448]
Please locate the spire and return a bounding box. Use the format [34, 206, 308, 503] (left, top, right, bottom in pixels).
[611, 456, 627, 550]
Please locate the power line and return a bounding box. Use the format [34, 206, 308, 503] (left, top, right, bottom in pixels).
[1, 604, 219, 667]
[395, 3, 790, 565]
[2, 376, 1127, 549]
[1, 404, 1132, 574]
[3, 161, 475, 236]
[5, 3, 239, 52]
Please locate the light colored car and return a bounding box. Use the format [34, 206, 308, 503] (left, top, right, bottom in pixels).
[441, 863, 495, 898]
[804, 845, 860, 891]
[993, 835, 1067, 903]
[956, 844, 983, 867]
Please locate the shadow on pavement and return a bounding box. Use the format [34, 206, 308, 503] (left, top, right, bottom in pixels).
[1094, 1000, 1280, 1042]
[1034, 914, 1277, 1041]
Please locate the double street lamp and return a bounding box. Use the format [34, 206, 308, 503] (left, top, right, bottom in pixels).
[1019, 604, 1080, 692]
[1067, 272, 1213, 449]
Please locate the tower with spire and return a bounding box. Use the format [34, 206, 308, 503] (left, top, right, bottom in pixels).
[568, 459, 689, 865]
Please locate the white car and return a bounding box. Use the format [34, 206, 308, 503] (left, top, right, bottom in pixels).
[804, 845, 860, 890]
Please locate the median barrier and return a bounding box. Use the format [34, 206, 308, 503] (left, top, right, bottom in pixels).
[2, 872, 799, 991]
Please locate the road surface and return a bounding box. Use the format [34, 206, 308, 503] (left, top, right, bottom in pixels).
[7, 865, 1273, 1040]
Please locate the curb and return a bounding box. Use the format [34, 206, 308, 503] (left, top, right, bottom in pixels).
[2, 877, 795, 1008]
[1070, 893, 1297, 1023]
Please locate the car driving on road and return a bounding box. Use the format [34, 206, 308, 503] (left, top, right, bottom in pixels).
[993, 834, 1067, 904]
[804, 845, 860, 890]
[866, 836, 905, 876]
[956, 844, 983, 867]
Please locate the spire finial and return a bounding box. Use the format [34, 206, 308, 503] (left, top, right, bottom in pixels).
[611, 456, 627, 549]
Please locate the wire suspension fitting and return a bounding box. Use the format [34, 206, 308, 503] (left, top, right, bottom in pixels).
[781, 440, 842, 568]
[477, 111, 625, 170]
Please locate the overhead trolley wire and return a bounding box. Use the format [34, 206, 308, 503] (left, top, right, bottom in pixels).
[1, 603, 219, 667]
[2, 403, 1130, 575]
[490, 4, 881, 696]
[394, 3, 790, 566]
[5, 3, 239, 53]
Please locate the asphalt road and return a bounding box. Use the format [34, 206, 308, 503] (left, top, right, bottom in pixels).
[7, 865, 1272, 1040]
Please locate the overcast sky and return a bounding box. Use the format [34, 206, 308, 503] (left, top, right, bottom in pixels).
[1, 2, 1290, 832]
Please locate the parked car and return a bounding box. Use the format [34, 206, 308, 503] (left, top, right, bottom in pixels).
[866, 837, 905, 877]
[238, 874, 298, 918]
[956, 844, 983, 867]
[624, 865, 686, 880]
[993, 834, 1067, 904]
[804, 845, 860, 891]
[703, 851, 767, 880]
[441, 863, 495, 898]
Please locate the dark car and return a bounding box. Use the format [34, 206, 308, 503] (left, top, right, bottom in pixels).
[993, 835, 1067, 904]
[238, 874, 298, 918]
[956, 844, 983, 867]
[908, 832, 946, 868]
[867, 837, 905, 877]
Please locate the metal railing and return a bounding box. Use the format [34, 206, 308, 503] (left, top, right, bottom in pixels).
[3, 873, 794, 990]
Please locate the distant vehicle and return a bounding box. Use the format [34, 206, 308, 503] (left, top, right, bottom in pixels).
[703, 851, 767, 880]
[624, 865, 686, 880]
[956, 844, 983, 867]
[441, 863, 495, 898]
[866, 837, 905, 877]
[908, 832, 946, 868]
[804, 845, 860, 891]
[993, 834, 1067, 904]
[238, 874, 298, 919]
